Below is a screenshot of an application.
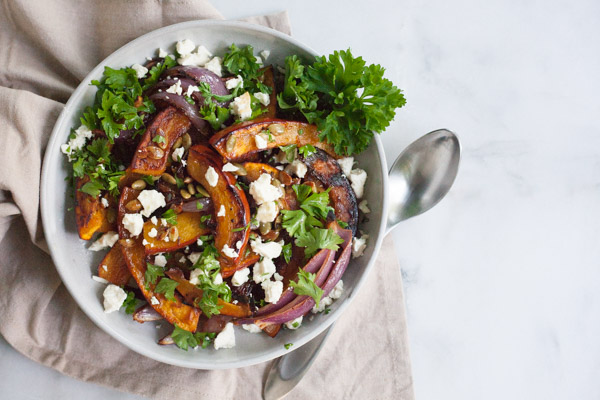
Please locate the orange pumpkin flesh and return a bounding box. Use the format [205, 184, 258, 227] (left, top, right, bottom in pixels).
[75, 177, 115, 240]
[97, 242, 131, 286]
[142, 212, 210, 255]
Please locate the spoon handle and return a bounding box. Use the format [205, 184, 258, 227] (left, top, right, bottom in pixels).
[263, 325, 334, 400]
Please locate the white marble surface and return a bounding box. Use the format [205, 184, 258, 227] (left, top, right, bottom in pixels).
[2, 0, 600, 398]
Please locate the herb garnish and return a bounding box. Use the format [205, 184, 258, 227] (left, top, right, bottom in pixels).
[171, 324, 217, 351]
[290, 269, 324, 307]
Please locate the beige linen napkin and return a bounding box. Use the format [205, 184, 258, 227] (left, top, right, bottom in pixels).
[0, 1, 414, 399]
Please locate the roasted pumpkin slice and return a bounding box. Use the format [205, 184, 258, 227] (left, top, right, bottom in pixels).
[75, 177, 115, 240]
[142, 212, 211, 255]
[165, 268, 251, 318]
[187, 144, 250, 266]
[302, 148, 359, 234]
[130, 107, 191, 175]
[242, 162, 280, 182]
[120, 238, 200, 332]
[221, 252, 260, 279]
[117, 186, 141, 239]
[209, 119, 336, 162]
[97, 242, 131, 286]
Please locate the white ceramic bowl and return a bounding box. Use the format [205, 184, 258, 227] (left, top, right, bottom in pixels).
[41, 20, 389, 369]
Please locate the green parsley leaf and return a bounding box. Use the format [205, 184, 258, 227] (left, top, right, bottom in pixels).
[299, 189, 334, 221]
[282, 243, 292, 263]
[279, 144, 297, 163]
[154, 278, 179, 301]
[196, 201, 204, 210]
[298, 144, 316, 158]
[199, 101, 231, 130]
[292, 184, 313, 203]
[171, 323, 198, 351]
[79, 179, 104, 197]
[290, 269, 324, 307]
[122, 291, 138, 314]
[191, 245, 232, 318]
[337, 220, 349, 229]
[152, 135, 166, 144]
[281, 209, 308, 238]
[162, 209, 178, 225]
[295, 227, 345, 257]
[284, 343, 294, 350]
[145, 262, 164, 287]
[142, 56, 176, 91]
[142, 175, 156, 186]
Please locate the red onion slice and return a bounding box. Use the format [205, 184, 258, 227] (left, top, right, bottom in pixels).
[149, 91, 208, 133]
[164, 66, 231, 107]
[133, 304, 163, 323]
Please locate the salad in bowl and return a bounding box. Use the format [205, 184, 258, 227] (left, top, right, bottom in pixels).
[59, 33, 405, 353]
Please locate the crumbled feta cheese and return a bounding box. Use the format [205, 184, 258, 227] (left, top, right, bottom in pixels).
[188, 252, 201, 265]
[242, 324, 262, 333]
[232, 268, 250, 286]
[285, 316, 303, 330]
[148, 227, 158, 238]
[204, 56, 222, 77]
[154, 254, 167, 267]
[196, 238, 203, 246]
[213, 273, 223, 285]
[262, 280, 283, 304]
[150, 216, 158, 225]
[89, 231, 119, 251]
[250, 237, 283, 259]
[222, 162, 238, 173]
[101, 197, 109, 208]
[253, 258, 276, 283]
[131, 63, 148, 79]
[352, 235, 368, 258]
[186, 85, 199, 97]
[260, 50, 270, 60]
[176, 39, 195, 56]
[150, 296, 160, 305]
[274, 272, 283, 281]
[142, 239, 149, 246]
[222, 244, 239, 259]
[285, 159, 307, 178]
[122, 213, 144, 237]
[189, 268, 203, 285]
[92, 275, 109, 284]
[249, 173, 283, 205]
[172, 146, 184, 162]
[60, 125, 93, 160]
[178, 256, 186, 263]
[358, 200, 370, 214]
[329, 280, 344, 299]
[236, 240, 243, 250]
[137, 190, 166, 217]
[217, 205, 226, 217]
[214, 322, 236, 350]
[274, 149, 294, 164]
[177, 45, 213, 66]
[166, 80, 183, 95]
[205, 166, 219, 187]
[276, 166, 284, 171]
[161, 218, 168, 226]
[312, 295, 333, 313]
[348, 168, 367, 198]
[103, 284, 127, 313]
[256, 201, 279, 223]
[254, 133, 268, 149]
[254, 92, 270, 106]
[337, 157, 354, 176]
[255, 55, 263, 66]
[158, 48, 168, 58]
[102, 265, 108, 272]
[230, 92, 252, 121]
[225, 75, 243, 90]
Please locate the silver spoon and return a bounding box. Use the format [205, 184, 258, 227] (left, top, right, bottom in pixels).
[263, 129, 461, 400]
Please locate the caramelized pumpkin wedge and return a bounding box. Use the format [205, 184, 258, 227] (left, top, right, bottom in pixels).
[142, 212, 210, 255]
[75, 177, 115, 240]
[187, 144, 250, 265]
[97, 242, 131, 286]
[221, 252, 260, 278]
[209, 118, 336, 162]
[130, 107, 191, 175]
[242, 162, 280, 182]
[165, 268, 251, 317]
[120, 238, 200, 332]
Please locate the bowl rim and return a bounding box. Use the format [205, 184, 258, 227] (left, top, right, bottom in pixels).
[40, 19, 390, 369]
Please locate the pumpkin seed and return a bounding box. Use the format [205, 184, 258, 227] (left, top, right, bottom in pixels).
[259, 222, 272, 235]
[268, 123, 285, 135]
[161, 172, 177, 185]
[180, 189, 191, 199]
[187, 183, 196, 195]
[131, 179, 147, 190]
[226, 136, 237, 153]
[125, 199, 142, 212]
[195, 185, 209, 197]
[173, 137, 183, 149]
[147, 146, 164, 160]
[183, 176, 193, 184]
[233, 163, 247, 176]
[168, 226, 179, 242]
[182, 133, 192, 150]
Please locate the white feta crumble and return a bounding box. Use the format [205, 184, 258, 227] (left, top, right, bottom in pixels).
[158, 48, 168, 58]
[214, 322, 236, 350]
[225, 75, 243, 90]
[217, 205, 226, 217]
[181, 159, 187, 167]
[260, 50, 270, 60]
[250, 237, 283, 259]
[196, 238, 203, 246]
[274, 150, 293, 164]
[242, 324, 262, 333]
[358, 200, 371, 214]
[236, 240, 243, 250]
[253, 258, 276, 283]
[150, 216, 158, 225]
[276, 166, 284, 171]
[89, 231, 119, 251]
[312, 281, 344, 313]
[161, 218, 168, 226]
[166, 80, 183, 96]
[204, 56, 223, 77]
[131, 63, 148, 79]
[172, 146, 184, 162]
[177, 45, 212, 66]
[249, 173, 283, 205]
[262, 280, 284, 304]
[148, 227, 158, 238]
[222, 244, 239, 259]
[230, 92, 252, 121]
[329, 280, 344, 299]
[102, 265, 108, 272]
[186, 85, 200, 97]
[100, 197, 109, 208]
[137, 190, 166, 217]
[352, 235, 369, 258]
[178, 256, 186, 263]
[337, 157, 354, 176]
[222, 162, 238, 173]
[176, 39, 195, 56]
[256, 201, 279, 223]
[255, 55, 263, 66]
[92, 275, 109, 284]
[213, 273, 223, 285]
[150, 296, 160, 305]
[205, 166, 219, 187]
[60, 125, 93, 160]
[188, 252, 202, 265]
[285, 316, 303, 330]
[285, 159, 307, 178]
[232, 268, 250, 286]
[273, 272, 283, 281]
[154, 254, 167, 267]
[122, 213, 144, 237]
[254, 92, 270, 107]
[103, 284, 127, 313]
[254, 132, 268, 149]
[189, 268, 203, 285]
[348, 168, 367, 198]
[312, 295, 333, 313]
